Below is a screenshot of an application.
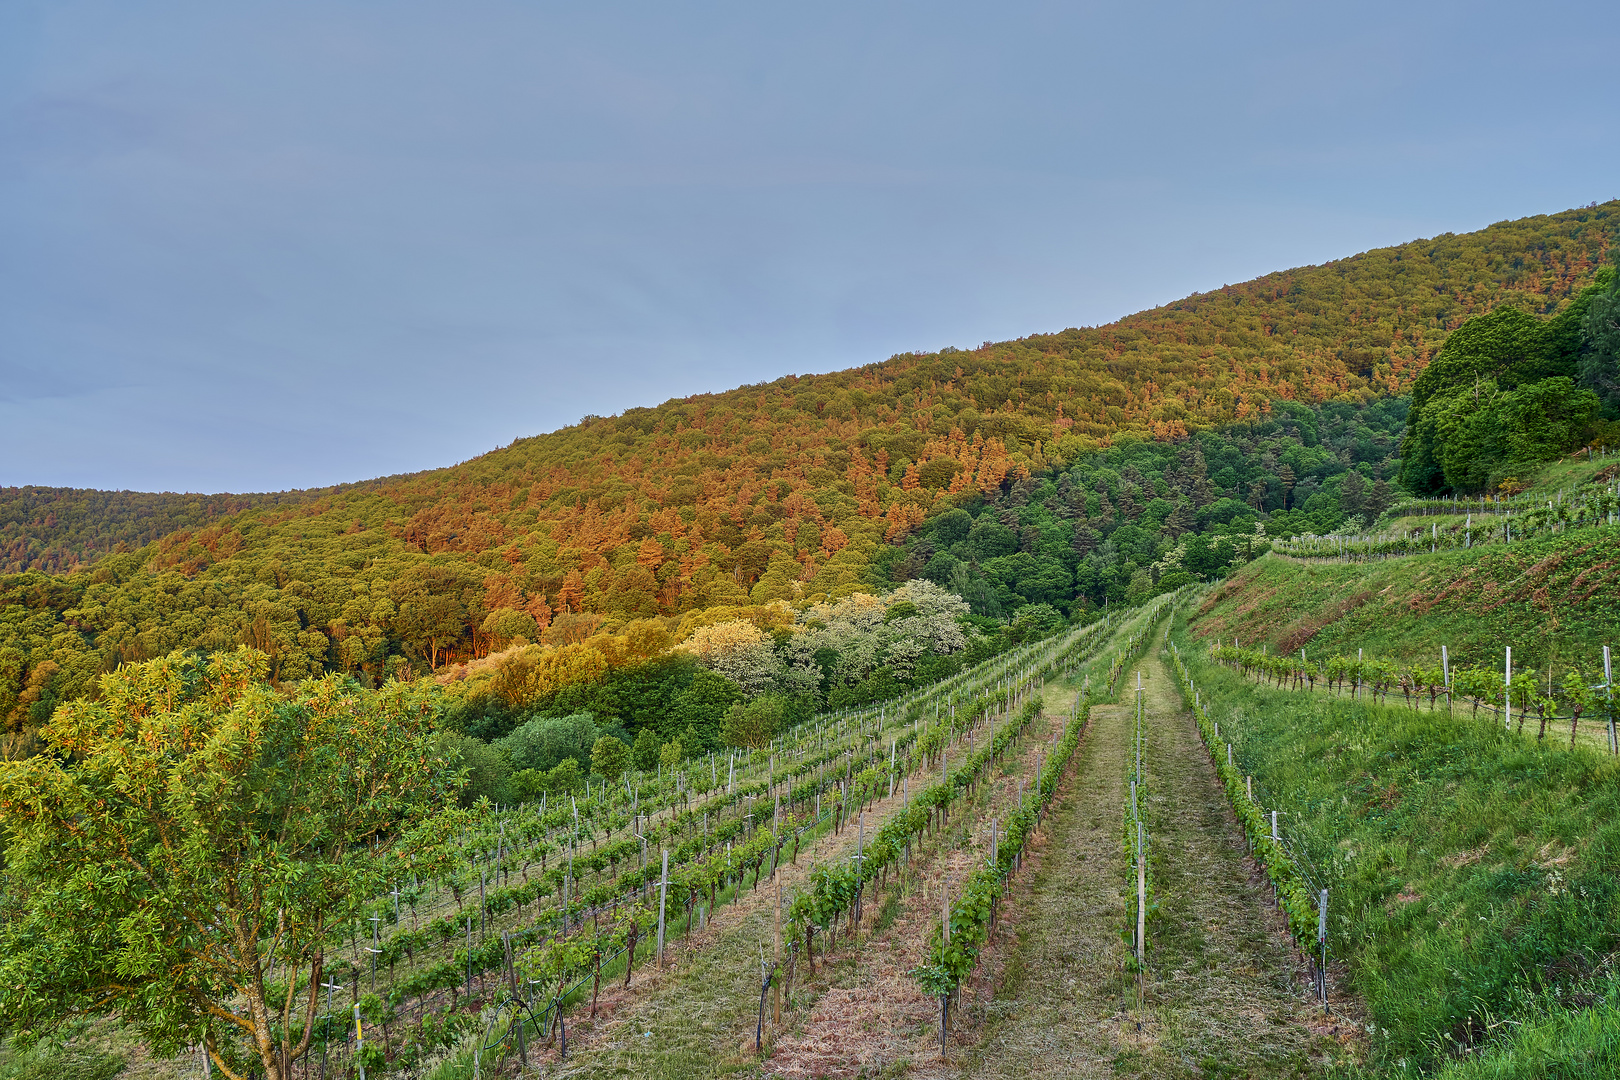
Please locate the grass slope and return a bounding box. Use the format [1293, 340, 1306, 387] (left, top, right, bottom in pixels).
[1171, 599, 1620, 1075]
[1194, 526, 1620, 679]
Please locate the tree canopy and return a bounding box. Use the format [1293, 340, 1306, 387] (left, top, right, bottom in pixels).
[1399, 266, 1616, 494]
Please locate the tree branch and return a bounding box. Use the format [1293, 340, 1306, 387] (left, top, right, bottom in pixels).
[288, 952, 323, 1066]
[205, 1030, 248, 1080]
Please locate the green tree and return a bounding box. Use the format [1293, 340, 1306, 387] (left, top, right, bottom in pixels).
[0, 649, 460, 1080]
[658, 738, 684, 768]
[929, 507, 973, 545]
[1402, 278, 1612, 492]
[1338, 470, 1367, 519]
[391, 566, 480, 670]
[1406, 375, 1599, 493]
[1163, 499, 1195, 538]
[668, 668, 742, 748]
[1580, 262, 1620, 416]
[720, 695, 784, 749]
[1367, 479, 1395, 520]
[1495, 377, 1600, 463]
[1124, 568, 1157, 604]
[1012, 603, 1064, 639]
[631, 726, 661, 772]
[543, 757, 584, 794]
[495, 712, 598, 775]
[590, 734, 630, 783]
[442, 733, 511, 807]
[510, 768, 546, 803]
[1276, 464, 1297, 509]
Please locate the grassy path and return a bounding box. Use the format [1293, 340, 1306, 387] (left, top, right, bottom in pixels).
[934, 682, 1131, 1078]
[950, 654, 1343, 1079]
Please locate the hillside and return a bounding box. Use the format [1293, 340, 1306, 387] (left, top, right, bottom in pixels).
[1191, 452, 1620, 675]
[1194, 520, 1620, 683]
[0, 486, 326, 575]
[1167, 494, 1620, 1077]
[0, 203, 1614, 743]
[1169, 612, 1620, 1078]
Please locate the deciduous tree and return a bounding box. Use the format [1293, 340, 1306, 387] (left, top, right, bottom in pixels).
[0, 649, 461, 1080]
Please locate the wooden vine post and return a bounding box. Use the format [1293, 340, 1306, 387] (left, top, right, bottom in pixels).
[773, 874, 783, 1026]
[1318, 888, 1330, 1012]
[1136, 818, 1146, 968]
[940, 880, 950, 1058]
[1442, 645, 1451, 717]
[657, 848, 669, 968]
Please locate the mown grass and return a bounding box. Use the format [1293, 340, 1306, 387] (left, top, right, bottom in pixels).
[1381, 512, 1507, 533]
[0, 1045, 123, 1080]
[1196, 526, 1620, 677]
[0, 1017, 155, 1080]
[1170, 615, 1620, 1074]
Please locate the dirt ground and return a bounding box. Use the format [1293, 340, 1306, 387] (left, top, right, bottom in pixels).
[764, 705, 1066, 1078]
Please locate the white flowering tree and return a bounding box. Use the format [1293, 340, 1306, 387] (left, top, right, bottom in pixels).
[677, 581, 974, 704]
[678, 619, 784, 696]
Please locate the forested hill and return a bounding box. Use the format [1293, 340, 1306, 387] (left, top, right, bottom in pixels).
[10, 202, 1612, 583]
[0, 478, 425, 576]
[0, 487, 317, 575]
[0, 203, 1613, 735]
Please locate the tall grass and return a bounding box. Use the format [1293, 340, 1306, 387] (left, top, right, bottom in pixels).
[1170, 615, 1620, 1073]
[1420, 975, 1620, 1079]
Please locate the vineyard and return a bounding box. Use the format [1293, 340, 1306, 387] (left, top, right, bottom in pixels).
[1173, 586, 1620, 1078]
[233, 605, 1139, 1080]
[1271, 461, 1620, 562]
[1204, 643, 1618, 754]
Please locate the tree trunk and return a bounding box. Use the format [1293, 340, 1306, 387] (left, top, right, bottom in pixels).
[225, 928, 325, 1080]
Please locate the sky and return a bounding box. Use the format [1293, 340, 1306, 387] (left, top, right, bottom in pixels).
[2, 1, 1617, 494]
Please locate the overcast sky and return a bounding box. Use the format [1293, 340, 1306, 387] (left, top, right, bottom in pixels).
[3, 1, 1617, 493]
